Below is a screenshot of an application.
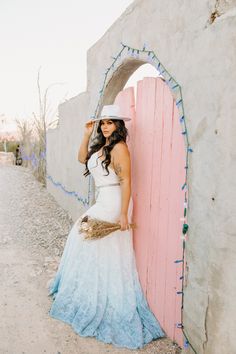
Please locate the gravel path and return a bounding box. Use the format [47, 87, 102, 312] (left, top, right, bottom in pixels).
[0, 164, 181, 354]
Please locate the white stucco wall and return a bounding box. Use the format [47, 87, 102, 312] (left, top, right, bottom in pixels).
[47, 92, 92, 220]
[46, 1, 236, 353]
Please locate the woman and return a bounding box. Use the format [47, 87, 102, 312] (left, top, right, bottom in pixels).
[48, 104, 166, 349]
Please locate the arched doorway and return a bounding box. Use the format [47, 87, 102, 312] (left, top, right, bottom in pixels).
[94, 57, 187, 348]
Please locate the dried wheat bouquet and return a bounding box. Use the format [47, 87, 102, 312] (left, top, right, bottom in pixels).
[78, 215, 136, 240]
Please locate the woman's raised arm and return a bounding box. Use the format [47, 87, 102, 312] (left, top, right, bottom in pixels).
[78, 120, 95, 163]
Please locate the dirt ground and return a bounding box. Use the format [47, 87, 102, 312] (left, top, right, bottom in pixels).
[0, 164, 182, 354]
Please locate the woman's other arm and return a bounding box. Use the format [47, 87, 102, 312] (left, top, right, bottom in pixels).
[112, 142, 131, 230]
[78, 120, 95, 163]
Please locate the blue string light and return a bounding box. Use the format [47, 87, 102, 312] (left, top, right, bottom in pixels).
[46, 174, 90, 207]
[20, 147, 46, 167]
[184, 339, 189, 348]
[172, 84, 179, 89]
[176, 323, 184, 329]
[176, 99, 183, 106]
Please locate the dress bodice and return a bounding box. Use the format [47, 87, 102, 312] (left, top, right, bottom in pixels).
[87, 151, 120, 187]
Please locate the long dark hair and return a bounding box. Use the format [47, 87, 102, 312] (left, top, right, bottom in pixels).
[84, 119, 128, 177]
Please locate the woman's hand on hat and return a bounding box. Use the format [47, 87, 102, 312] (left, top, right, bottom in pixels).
[84, 120, 95, 137]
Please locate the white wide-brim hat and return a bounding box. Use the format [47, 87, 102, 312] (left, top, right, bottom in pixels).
[92, 104, 131, 122]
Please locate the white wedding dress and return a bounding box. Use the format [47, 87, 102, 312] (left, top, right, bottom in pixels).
[48, 150, 165, 349]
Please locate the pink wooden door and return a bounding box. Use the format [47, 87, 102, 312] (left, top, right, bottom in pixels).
[114, 87, 136, 152]
[115, 77, 185, 347]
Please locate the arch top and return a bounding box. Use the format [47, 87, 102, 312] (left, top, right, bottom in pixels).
[93, 43, 182, 120]
[102, 58, 145, 106]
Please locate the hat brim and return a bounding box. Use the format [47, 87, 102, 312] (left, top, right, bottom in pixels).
[92, 115, 131, 122]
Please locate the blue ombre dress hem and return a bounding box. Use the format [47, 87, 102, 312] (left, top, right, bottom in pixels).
[48, 248, 166, 350]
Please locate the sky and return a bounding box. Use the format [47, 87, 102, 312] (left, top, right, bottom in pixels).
[0, 0, 160, 131]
